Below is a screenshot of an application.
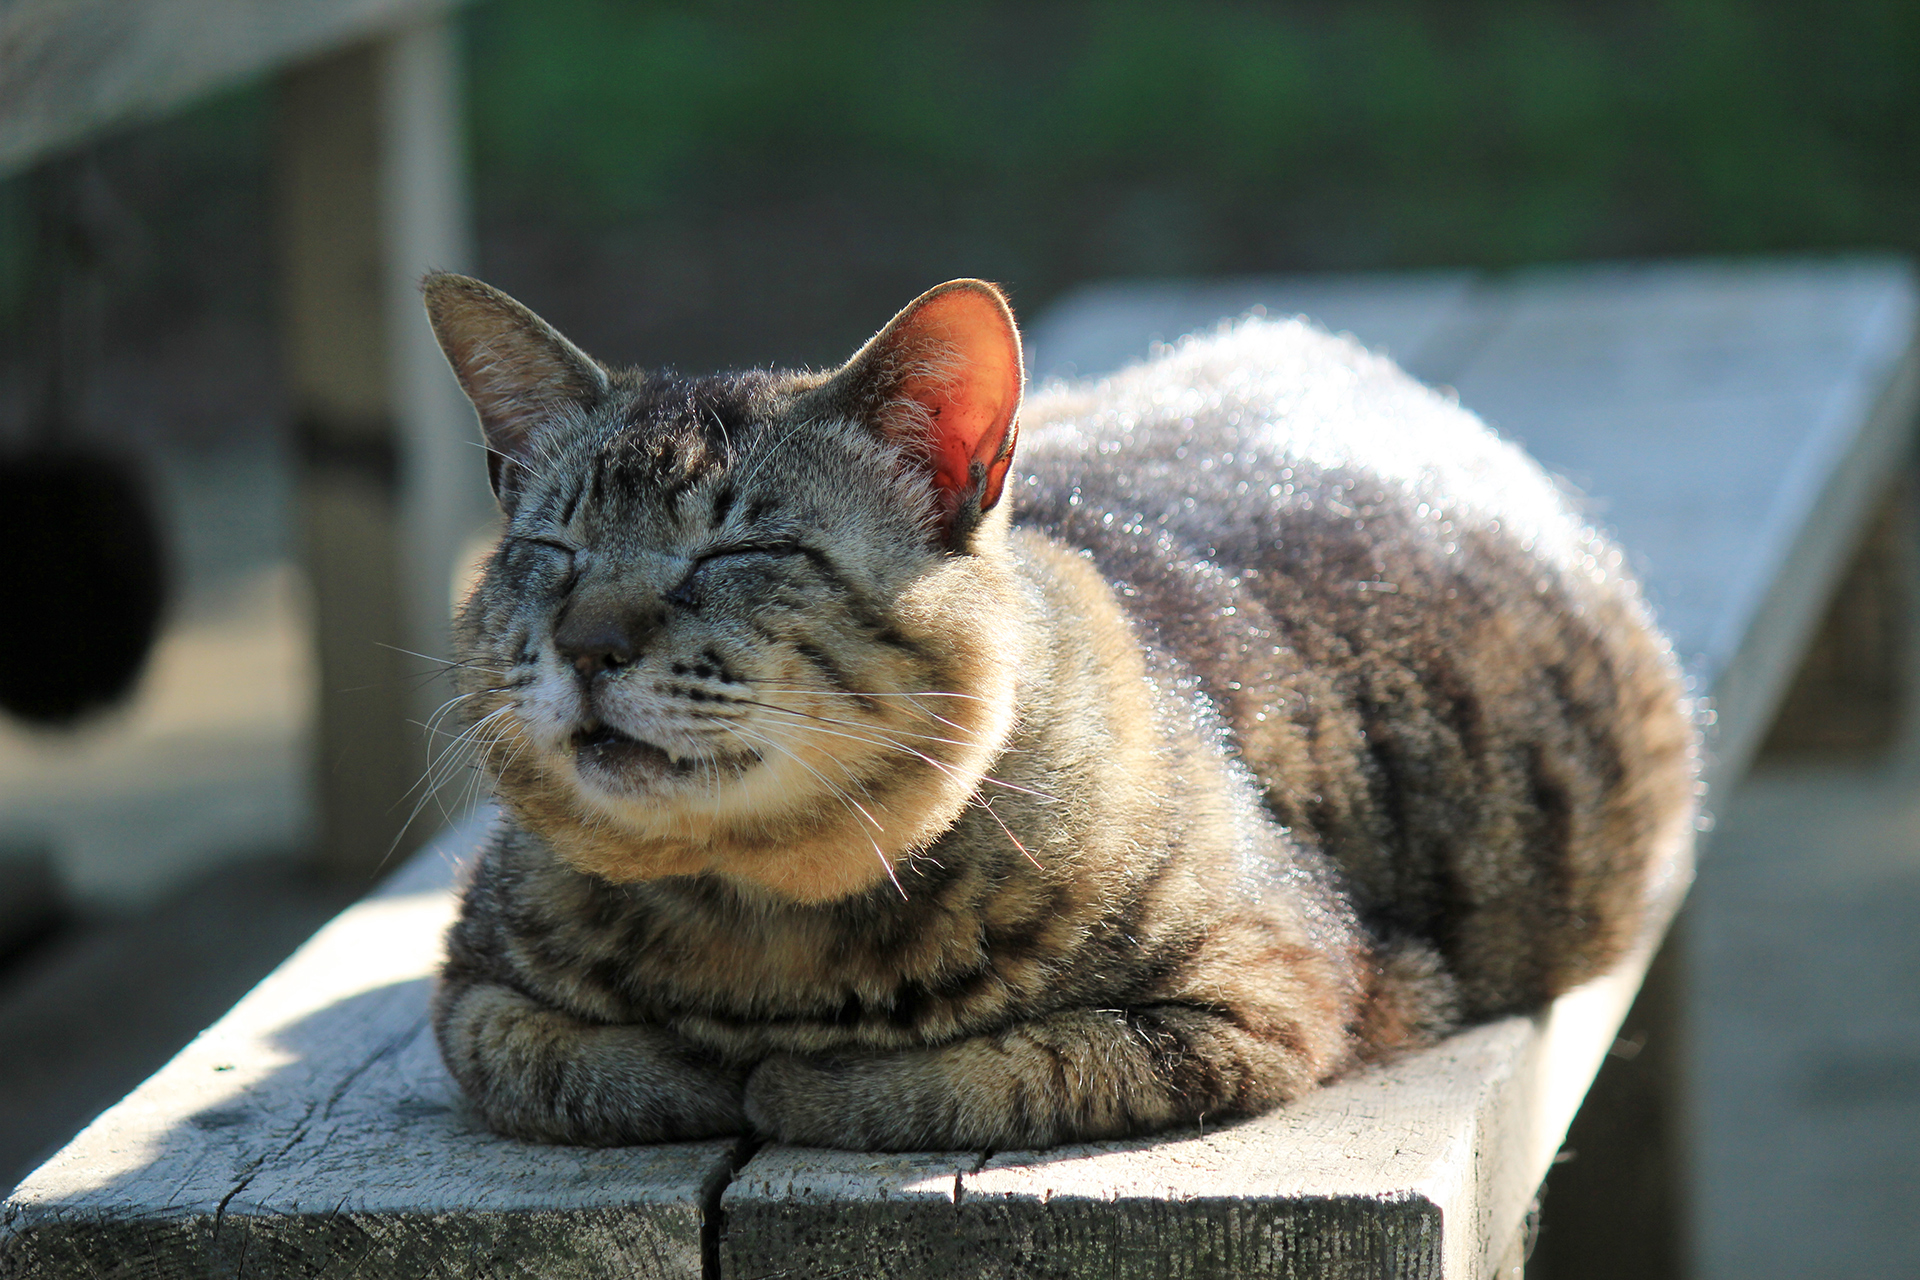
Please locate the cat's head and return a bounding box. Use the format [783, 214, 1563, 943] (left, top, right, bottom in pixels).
[425, 275, 1028, 902]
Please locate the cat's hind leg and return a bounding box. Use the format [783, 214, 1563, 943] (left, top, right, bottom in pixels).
[432, 976, 748, 1145]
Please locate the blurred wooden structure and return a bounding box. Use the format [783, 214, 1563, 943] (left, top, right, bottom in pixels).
[0, 0, 484, 882]
[6, 258, 1915, 1278]
[1760, 486, 1911, 755]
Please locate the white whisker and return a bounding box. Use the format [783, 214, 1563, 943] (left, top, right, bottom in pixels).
[731, 698, 979, 750]
[729, 702, 1056, 801]
[717, 720, 905, 899]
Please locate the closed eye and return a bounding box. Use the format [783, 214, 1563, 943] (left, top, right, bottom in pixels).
[517, 535, 580, 555]
[666, 541, 809, 608]
[509, 534, 583, 592]
[699, 540, 804, 562]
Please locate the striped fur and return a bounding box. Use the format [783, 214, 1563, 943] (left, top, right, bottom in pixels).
[424, 276, 1696, 1151]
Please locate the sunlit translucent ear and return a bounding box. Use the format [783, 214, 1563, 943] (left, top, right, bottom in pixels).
[421, 272, 610, 507]
[832, 279, 1023, 544]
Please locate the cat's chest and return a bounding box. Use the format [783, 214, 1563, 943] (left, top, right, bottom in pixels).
[514, 864, 1071, 1051]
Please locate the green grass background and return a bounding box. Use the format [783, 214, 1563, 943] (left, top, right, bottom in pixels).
[465, 0, 1919, 269]
[2, 0, 1916, 346]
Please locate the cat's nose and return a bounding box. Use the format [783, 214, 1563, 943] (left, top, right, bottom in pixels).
[554, 603, 663, 678]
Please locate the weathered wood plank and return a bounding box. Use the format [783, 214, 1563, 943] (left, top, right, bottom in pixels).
[719, 1151, 986, 1279]
[0, 0, 462, 175]
[0, 813, 738, 1280]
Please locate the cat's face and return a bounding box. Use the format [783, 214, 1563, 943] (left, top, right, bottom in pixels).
[428, 277, 1027, 902]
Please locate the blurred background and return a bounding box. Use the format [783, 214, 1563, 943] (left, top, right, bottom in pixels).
[1, 2, 1917, 1276]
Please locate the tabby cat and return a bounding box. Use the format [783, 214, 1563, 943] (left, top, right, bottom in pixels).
[424, 274, 1695, 1152]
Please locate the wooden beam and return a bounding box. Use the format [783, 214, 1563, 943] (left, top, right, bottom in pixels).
[0, 0, 462, 176]
[275, 18, 482, 884]
[379, 20, 487, 685]
[1527, 918, 1689, 1279]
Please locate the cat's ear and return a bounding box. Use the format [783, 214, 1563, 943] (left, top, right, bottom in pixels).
[830, 279, 1023, 546]
[421, 272, 610, 507]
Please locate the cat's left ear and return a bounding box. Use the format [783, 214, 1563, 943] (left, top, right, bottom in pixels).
[829, 279, 1023, 546]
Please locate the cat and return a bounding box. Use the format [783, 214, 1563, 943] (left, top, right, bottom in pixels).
[423, 273, 1696, 1152]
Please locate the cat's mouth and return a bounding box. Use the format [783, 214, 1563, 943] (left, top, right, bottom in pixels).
[572, 721, 703, 777]
[569, 720, 760, 793]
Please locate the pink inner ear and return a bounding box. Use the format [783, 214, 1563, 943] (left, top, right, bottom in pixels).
[894, 289, 1022, 512]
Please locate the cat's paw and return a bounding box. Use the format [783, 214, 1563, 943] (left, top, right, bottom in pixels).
[742, 1054, 843, 1146]
[745, 1054, 925, 1149]
[747, 1051, 1003, 1150]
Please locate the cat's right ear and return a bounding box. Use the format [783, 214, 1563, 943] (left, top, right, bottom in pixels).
[422, 273, 610, 509]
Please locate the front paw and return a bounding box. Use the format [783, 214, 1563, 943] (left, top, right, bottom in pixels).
[743, 1054, 847, 1146]
[746, 1053, 973, 1151]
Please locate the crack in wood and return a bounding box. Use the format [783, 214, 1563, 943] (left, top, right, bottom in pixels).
[953, 1148, 992, 1206]
[322, 1015, 427, 1122]
[702, 1134, 763, 1280]
[211, 1098, 319, 1245]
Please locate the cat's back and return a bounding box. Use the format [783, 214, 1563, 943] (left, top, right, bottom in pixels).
[1016, 318, 1576, 570]
[1013, 319, 1696, 1017]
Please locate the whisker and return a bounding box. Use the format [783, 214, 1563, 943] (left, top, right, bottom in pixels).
[717, 721, 905, 899]
[733, 414, 821, 495]
[731, 698, 980, 750]
[729, 705, 1057, 802]
[754, 683, 988, 703]
[748, 717, 1046, 874]
[977, 794, 1044, 870]
[751, 685, 978, 731]
[375, 641, 509, 678]
[372, 704, 519, 875]
[422, 687, 496, 737]
[722, 723, 886, 834]
[731, 716, 886, 807]
[375, 641, 502, 668]
[405, 705, 515, 817]
[705, 403, 735, 464]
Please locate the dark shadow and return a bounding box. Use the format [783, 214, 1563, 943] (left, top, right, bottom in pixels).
[0, 858, 355, 1192]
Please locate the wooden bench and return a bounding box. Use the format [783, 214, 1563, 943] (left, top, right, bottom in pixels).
[5, 258, 1915, 1279]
